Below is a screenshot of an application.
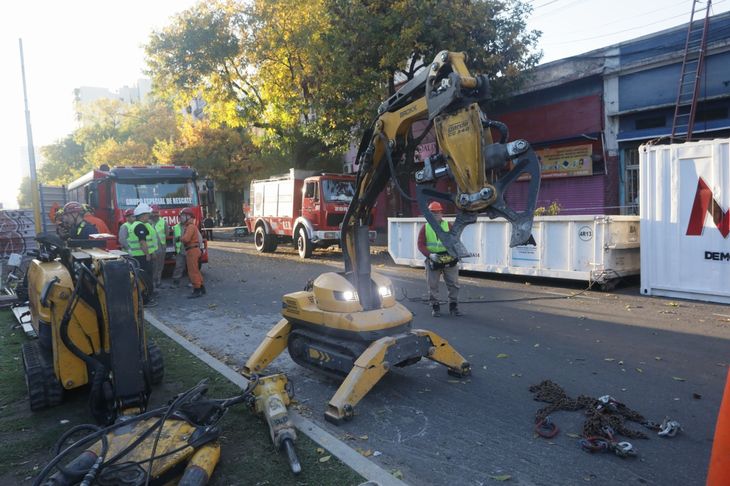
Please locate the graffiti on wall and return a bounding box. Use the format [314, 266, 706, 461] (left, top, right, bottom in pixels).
[0, 210, 36, 258]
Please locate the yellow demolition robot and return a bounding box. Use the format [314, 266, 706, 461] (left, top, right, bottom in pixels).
[245, 51, 542, 424]
[24, 234, 162, 424]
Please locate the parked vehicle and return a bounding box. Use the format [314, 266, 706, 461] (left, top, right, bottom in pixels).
[66, 165, 209, 265]
[245, 169, 376, 258]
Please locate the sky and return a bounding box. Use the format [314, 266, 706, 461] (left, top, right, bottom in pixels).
[2, 0, 729, 209]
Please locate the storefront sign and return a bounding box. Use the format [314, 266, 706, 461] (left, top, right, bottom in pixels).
[525, 144, 594, 179]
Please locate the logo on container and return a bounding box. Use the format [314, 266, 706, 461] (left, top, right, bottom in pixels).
[578, 226, 593, 241]
[686, 178, 729, 238]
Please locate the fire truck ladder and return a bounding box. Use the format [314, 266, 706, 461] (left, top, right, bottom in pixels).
[671, 0, 712, 142]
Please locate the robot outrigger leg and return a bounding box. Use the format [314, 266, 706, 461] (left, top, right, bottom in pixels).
[324, 330, 471, 425]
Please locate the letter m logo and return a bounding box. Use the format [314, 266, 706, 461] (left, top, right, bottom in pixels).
[686, 177, 730, 238]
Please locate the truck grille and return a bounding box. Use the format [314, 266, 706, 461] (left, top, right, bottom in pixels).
[326, 213, 345, 227]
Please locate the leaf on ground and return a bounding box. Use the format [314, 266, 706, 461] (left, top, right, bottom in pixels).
[655, 356, 662, 361]
[316, 447, 325, 454]
[566, 433, 581, 439]
[318, 455, 331, 463]
[511, 373, 522, 377]
[358, 449, 373, 457]
[636, 368, 643, 373]
[604, 358, 615, 362]
[496, 353, 509, 359]
[533, 343, 540, 348]
[392, 469, 404, 479]
[359, 435, 368, 440]
[489, 474, 512, 481]
[672, 376, 686, 381]
[666, 302, 680, 307]
[207, 303, 217, 309]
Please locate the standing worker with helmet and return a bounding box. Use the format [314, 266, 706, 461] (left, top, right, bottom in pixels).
[150, 205, 168, 289]
[82, 203, 111, 234]
[418, 201, 462, 317]
[61, 202, 99, 239]
[118, 209, 135, 252]
[128, 203, 158, 306]
[180, 207, 205, 298]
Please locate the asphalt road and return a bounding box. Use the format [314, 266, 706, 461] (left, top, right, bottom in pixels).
[151, 240, 730, 486]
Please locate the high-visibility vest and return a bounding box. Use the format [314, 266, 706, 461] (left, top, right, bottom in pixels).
[127, 221, 159, 256]
[425, 220, 450, 254]
[75, 221, 88, 237]
[154, 219, 167, 249]
[173, 223, 182, 253]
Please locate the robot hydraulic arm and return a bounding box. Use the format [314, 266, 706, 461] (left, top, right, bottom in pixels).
[341, 51, 541, 310]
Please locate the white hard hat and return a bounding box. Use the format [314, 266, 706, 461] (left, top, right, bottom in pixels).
[133, 203, 153, 217]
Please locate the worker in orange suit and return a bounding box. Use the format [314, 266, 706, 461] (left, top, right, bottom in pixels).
[82, 203, 111, 234]
[179, 207, 205, 298]
[707, 369, 730, 485]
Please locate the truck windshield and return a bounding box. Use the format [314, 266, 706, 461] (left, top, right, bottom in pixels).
[322, 180, 355, 203]
[115, 181, 199, 209]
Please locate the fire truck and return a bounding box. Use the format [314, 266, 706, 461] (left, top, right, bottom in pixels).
[245, 169, 376, 259]
[66, 165, 208, 264]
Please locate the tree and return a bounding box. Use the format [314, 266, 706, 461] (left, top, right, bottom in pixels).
[145, 0, 540, 169]
[39, 135, 86, 185]
[38, 98, 179, 186]
[17, 177, 33, 208]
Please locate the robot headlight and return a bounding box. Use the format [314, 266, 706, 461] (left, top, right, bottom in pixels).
[334, 290, 358, 302]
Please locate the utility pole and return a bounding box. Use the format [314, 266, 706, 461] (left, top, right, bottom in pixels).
[19, 38, 42, 234]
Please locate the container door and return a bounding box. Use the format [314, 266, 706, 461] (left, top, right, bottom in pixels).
[302, 181, 320, 227]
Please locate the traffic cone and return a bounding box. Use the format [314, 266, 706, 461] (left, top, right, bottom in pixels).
[708, 369, 730, 486]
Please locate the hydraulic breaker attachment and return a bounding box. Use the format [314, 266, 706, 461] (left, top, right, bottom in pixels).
[324, 330, 471, 424]
[243, 318, 291, 376]
[249, 373, 301, 474]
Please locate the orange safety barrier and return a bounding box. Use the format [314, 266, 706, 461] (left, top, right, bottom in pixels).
[708, 369, 730, 486]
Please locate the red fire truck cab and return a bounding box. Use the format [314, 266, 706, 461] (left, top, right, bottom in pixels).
[66, 165, 208, 265]
[245, 169, 376, 259]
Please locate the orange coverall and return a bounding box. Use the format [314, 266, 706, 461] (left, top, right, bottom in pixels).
[181, 219, 203, 289]
[84, 213, 111, 234]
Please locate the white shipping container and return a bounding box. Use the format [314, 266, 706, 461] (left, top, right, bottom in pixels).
[388, 215, 640, 287]
[640, 139, 730, 304]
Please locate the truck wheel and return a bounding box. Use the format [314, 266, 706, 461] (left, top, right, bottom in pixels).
[296, 227, 313, 259]
[255, 226, 277, 253]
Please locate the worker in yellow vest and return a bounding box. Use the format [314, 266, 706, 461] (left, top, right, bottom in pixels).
[128, 203, 158, 307]
[118, 209, 135, 252]
[150, 205, 169, 289]
[417, 201, 461, 317]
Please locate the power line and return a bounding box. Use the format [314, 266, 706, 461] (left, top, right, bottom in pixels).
[541, 1, 727, 46]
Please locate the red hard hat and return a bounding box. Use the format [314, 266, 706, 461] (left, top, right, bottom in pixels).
[62, 201, 84, 214]
[124, 209, 134, 217]
[428, 201, 444, 212]
[180, 208, 195, 217]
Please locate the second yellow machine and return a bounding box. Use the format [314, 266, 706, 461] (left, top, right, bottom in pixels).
[245, 50, 541, 423]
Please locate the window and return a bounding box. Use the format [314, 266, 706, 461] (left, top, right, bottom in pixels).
[304, 182, 316, 199]
[115, 180, 198, 209]
[621, 147, 641, 215]
[322, 180, 355, 203]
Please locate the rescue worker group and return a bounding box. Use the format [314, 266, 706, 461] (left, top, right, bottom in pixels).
[53, 201, 205, 304]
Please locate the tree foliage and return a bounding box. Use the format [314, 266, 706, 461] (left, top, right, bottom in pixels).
[145, 0, 541, 169]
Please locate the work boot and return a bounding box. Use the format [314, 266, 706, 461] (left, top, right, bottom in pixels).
[200, 285, 207, 295]
[431, 304, 441, 317]
[188, 288, 203, 299]
[170, 280, 180, 289]
[449, 302, 462, 317]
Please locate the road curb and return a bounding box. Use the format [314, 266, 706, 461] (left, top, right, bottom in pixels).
[145, 311, 408, 486]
